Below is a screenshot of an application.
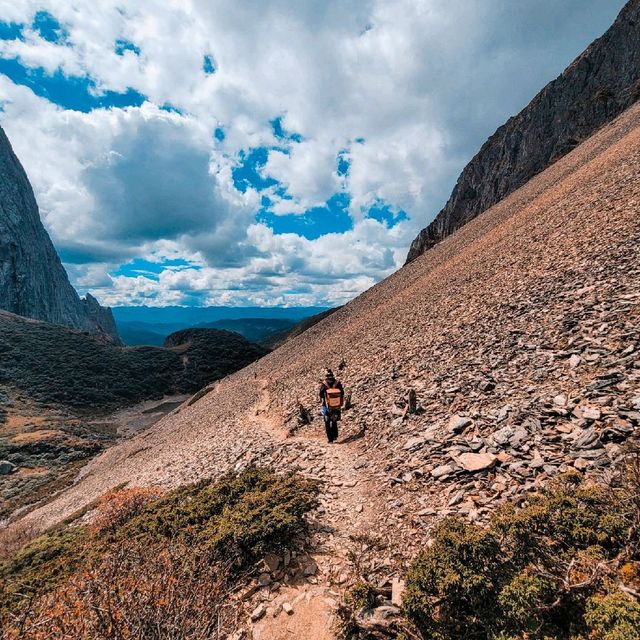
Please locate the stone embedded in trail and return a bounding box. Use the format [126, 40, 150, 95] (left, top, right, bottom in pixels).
[282, 602, 294, 615]
[251, 604, 266, 621]
[391, 578, 406, 606]
[448, 415, 472, 434]
[302, 559, 318, 576]
[431, 464, 456, 478]
[258, 573, 271, 586]
[457, 452, 497, 472]
[0, 460, 16, 475]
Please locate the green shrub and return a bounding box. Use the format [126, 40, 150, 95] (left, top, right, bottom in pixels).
[0, 526, 87, 610]
[346, 581, 378, 611]
[121, 466, 319, 565]
[1, 466, 318, 624]
[404, 474, 638, 640]
[585, 591, 640, 640]
[405, 518, 504, 639]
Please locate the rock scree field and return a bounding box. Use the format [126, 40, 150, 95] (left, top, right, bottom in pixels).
[9, 100, 640, 639]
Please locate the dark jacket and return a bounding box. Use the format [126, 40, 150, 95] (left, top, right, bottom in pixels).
[319, 378, 344, 407]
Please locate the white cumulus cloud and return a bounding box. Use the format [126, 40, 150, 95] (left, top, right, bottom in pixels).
[0, 0, 627, 306]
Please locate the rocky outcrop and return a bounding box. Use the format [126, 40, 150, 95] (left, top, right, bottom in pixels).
[0, 125, 121, 343]
[406, 0, 640, 263]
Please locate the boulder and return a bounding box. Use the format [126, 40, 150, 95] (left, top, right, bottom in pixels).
[0, 460, 16, 475]
[457, 452, 497, 473]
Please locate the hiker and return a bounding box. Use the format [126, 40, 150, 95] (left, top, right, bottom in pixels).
[319, 368, 344, 443]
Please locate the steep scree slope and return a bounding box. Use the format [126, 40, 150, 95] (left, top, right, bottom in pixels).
[0, 126, 120, 342]
[21, 104, 640, 635]
[407, 0, 640, 263]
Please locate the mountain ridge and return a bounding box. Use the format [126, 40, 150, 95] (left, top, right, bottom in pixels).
[406, 0, 640, 263]
[0, 125, 120, 343]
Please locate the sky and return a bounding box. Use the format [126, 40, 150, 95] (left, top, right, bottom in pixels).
[0, 1, 628, 308]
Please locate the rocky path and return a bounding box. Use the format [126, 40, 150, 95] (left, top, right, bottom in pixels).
[244, 381, 382, 639]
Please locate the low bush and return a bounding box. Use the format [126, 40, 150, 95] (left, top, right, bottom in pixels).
[404, 473, 639, 640]
[585, 590, 640, 640]
[89, 486, 162, 536]
[116, 466, 319, 565]
[0, 315, 267, 411]
[10, 540, 233, 640]
[0, 467, 318, 639]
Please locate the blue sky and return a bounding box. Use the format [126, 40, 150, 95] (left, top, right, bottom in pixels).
[0, 1, 627, 307]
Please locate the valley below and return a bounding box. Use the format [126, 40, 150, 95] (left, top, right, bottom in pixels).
[0, 392, 189, 522]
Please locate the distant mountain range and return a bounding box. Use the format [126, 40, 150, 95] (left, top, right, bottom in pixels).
[113, 306, 331, 347]
[117, 317, 301, 346]
[113, 306, 328, 325]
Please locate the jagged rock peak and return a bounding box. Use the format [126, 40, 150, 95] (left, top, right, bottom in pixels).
[406, 0, 640, 263]
[0, 125, 121, 344]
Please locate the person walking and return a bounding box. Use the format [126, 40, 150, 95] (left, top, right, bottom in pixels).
[319, 368, 344, 443]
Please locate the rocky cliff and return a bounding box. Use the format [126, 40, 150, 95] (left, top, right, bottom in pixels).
[0, 125, 120, 343]
[406, 0, 640, 263]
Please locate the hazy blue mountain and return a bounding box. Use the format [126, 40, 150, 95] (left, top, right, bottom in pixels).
[113, 306, 328, 325]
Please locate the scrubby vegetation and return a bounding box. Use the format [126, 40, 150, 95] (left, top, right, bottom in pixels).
[336, 456, 640, 640]
[0, 467, 318, 639]
[0, 314, 267, 411]
[403, 470, 640, 640]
